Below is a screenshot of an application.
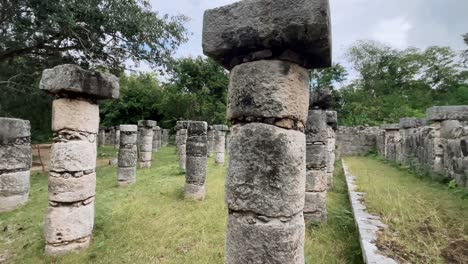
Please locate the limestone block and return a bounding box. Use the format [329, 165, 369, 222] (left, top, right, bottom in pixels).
[50, 141, 96, 172]
[120, 125, 138, 132]
[44, 201, 94, 244]
[306, 144, 327, 169]
[399, 118, 423, 129]
[188, 121, 208, 135]
[226, 123, 305, 217]
[0, 145, 32, 171]
[48, 172, 96, 202]
[139, 161, 151, 169]
[40, 64, 119, 99]
[228, 60, 309, 124]
[325, 110, 338, 129]
[225, 213, 305, 264]
[184, 183, 206, 200]
[118, 146, 138, 167]
[304, 192, 326, 214]
[305, 169, 328, 192]
[306, 109, 328, 143]
[203, 0, 331, 70]
[440, 120, 464, 139]
[0, 170, 30, 195]
[139, 152, 152, 162]
[213, 124, 229, 132]
[0, 193, 29, 212]
[186, 138, 208, 157]
[215, 153, 225, 164]
[117, 167, 136, 185]
[310, 89, 332, 110]
[45, 236, 90, 256]
[0, 118, 30, 143]
[381, 123, 400, 130]
[52, 99, 99, 133]
[427, 106, 468, 121]
[120, 133, 137, 146]
[138, 120, 157, 128]
[186, 156, 207, 185]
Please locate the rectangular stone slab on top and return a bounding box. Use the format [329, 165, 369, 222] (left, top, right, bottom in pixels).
[40, 64, 120, 100]
[427, 106, 468, 121]
[202, 0, 331, 70]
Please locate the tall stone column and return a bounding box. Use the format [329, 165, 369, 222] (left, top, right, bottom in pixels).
[114, 126, 120, 149]
[162, 129, 170, 147]
[213, 125, 228, 164]
[152, 126, 162, 152]
[203, 0, 331, 262]
[176, 121, 188, 171]
[326, 110, 338, 189]
[117, 125, 138, 186]
[185, 121, 208, 200]
[98, 129, 106, 147]
[0, 118, 31, 213]
[207, 126, 214, 157]
[138, 120, 156, 168]
[109, 126, 116, 147]
[40, 64, 119, 255]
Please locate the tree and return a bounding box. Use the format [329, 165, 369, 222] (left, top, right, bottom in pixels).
[0, 0, 188, 141]
[310, 63, 347, 91]
[463, 33, 468, 64]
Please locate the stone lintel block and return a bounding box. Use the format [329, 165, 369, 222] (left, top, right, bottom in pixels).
[118, 146, 138, 167]
[44, 201, 94, 244]
[225, 212, 304, 264]
[0, 193, 28, 212]
[228, 60, 309, 124]
[52, 98, 99, 133]
[226, 123, 305, 217]
[0, 144, 32, 171]
[427, 106, 468, 121]
[213, 124, 229, 132]
[188, 121, 208, 135]
[381, 123, 400, 130]
[40, 64, 119, 100]
[120, 125, 137, 132]
[117, 167, 136, 185]
[202, 0, 331, 70]
[304, 191, 326, 214]
[0, 118, 30, 143]
[138, 120, 157, 128]
[305, 169, 328, 192]
[50, 141, 96, 172]
[48, 172, 96, 203]
[186, 156, 207, 185]
[0, 170, 30, 196]
[184, 183, 206, 200]
[399, 118, 423, 129]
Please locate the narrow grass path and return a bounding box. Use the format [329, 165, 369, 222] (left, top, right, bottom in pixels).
[1, 146, 362, 263]
[345, 156, 468, 264]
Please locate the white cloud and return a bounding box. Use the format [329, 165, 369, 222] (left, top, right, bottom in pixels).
[371, 17, 412, 49]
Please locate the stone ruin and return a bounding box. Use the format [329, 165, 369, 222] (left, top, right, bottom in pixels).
[336, 126, 384, 157]
[138, 120, 156, 168]
[39, 64, 119, 255]
[185, 121, 208, 200]
[98, 129, 106, 147]
[162, 129, 170, 147]
[213, 125, 228, 165]
[203, 0, 331, 262]
[304, 90, 337, 224]
[176, 121, 189, 171]
[117, 125, 138, 186]
[207, 125, 214, 157]
[114, 126, 120, 149]
[152, 126, 162, 152]
[0, 118, 32, 213]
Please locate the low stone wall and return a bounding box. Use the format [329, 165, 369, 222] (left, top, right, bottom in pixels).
[336, 126, 384, 157]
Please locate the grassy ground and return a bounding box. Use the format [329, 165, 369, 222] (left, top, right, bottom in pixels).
[344, 156, 468, 264]
[1, 146, 362, 263]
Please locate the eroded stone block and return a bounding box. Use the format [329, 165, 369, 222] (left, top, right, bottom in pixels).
[427, 106, 468, 121]
[48, 172, 96, 203]
[50, 141, 96, 172]
[0, 145, 32, 171]
[52, 98, 99, 133]
[0, 118, 30, 143]
[0, 170, 30, 196]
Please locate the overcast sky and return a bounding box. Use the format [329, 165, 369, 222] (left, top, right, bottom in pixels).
[147, 0, 468, 72]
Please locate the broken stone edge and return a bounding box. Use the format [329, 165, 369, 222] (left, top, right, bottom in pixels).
[342, 160, 398, 264]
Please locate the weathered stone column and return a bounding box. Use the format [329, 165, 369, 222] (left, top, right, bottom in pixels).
[213, 125, 228, 164]
[399, 118, 424, 166]
[117, 125, 138, 186]
[138, 120, 156, 168]
[114, 126, 120, 149]
[185, 121, 208, 200]
[204, 0, 330, 261]
[326, 110, 338, 189]
[176, 121, 188, 171]
[207, 126, 214, 157]
[109, 126, 116, 147]
[381, 124, 401, 163]
[152, 126, 161, 152]
[98, 129, 106, 147]
[162, 129, 170, 147]
[0, 118, 31, 213]
[305, 109, 328, 223]
[40, 64, 119, 255]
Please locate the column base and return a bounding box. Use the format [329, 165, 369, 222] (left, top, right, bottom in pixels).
[0, 193, 28, 213]
[45, 236, 91, 256]
[184, 183, 206, 200]
[139, 161, 151, 168]
[215, 152, 225, 164]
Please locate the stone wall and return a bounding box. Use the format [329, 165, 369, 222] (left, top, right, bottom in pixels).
[336, 126, 384, 157]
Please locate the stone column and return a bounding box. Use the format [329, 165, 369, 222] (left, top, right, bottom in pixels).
[152, 126, 162, 152]
[117, 125, 138, 186]
[40, 64, 119, 255]
[326, 110, 338, 189]
[98, 129, 106, 147]
[0, 118, 31, 213]
[185, 121, 208, 200]
[207, 126, 214, 157]
[162, 129, 170, 147]
[176, 121, 188, 171]
[138, 120, 156, 168]
[399, 118, 424, 166]
[204, 0, 331, 261]
[381, 124, 401, 162]
[114, 126, 120, 149]
[213, 125, 228, 164]
[427, 106, 468, 187]
[305, 109, 328, 223]
[109, 126, 116, 147]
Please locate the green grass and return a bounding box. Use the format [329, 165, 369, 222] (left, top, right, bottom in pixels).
[345, 156, 468, 264]
[1, 146, 362, 263]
